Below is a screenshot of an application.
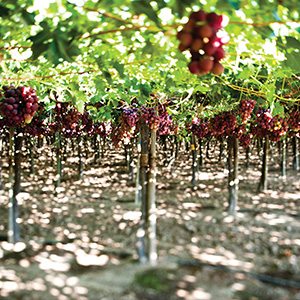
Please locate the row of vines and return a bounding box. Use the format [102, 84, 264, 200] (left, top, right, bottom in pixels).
[0, 1, 300, 268]
[0, 83, 299, 263]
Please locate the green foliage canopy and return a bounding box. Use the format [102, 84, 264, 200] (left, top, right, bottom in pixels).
[0, 0, 299, 120]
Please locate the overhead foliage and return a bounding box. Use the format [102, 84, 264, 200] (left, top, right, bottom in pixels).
[0, 0, 299, 120]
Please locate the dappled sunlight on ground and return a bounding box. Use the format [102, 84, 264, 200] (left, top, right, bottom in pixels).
[0, 145, 299, 299]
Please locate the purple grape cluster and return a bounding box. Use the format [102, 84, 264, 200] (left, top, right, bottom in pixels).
[268, 116, 288, 142]
[140, 106, 160, 130]
[0, 85, 39, 126]
[157, 105, 174, 136]
[239, 133, 252, 148]
[121, 108, 139, 128]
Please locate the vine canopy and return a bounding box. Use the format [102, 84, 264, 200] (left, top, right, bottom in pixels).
[0, 0, 299, 118]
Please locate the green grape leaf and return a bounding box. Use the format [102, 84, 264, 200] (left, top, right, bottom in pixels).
[142, 40, 155, 55]
[286, 37, 300, 49]
[21, 10, 35, 25]
[29, 30, 52, 44]
[165, 77, 175, 90]
[237, 68, 255, 80]
[271, 102, 285, 117]
[131, 1, 162, 28]
[103, 71, 113, 84]
[174, 0, 195, 18]
[262, 82, 276, 104]
[31, 42, 50, 60]
[47, 41, 61, 65]
[93, 79, 105, 92]
[254, 26, 274, 39]
[112, 60, 125, 77]
[75, 99, 85, 113]
[139, 83, 152, 97]
[0, 5, 10, 17]
[194, 84, 210, 93]
[225, 0, 241, 9]
[55, 38, 73, 62]
[284, 51, 300, 73]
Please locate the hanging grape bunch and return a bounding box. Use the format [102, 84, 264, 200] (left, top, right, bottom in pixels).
[140, 106, 160, 130]
[177, 10, 229, 75]
[0, 85, 39, 126]
[239, 99, 256, 123]
[288, 109, 300, 134]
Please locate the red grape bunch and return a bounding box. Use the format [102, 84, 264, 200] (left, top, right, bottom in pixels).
[177, 9, 229, 76]
[189, 117, 210, 139]
[256, 109, 273, 130]
[140, 106, 160, 130]
[251, 108, 273, 138]
[63, 108, 82, 137]
[94, 121, 111, 138]
[24, 103, 48, 136]
[157, 111, 173, 135]
[122, 107, 139, 128]
[210, 111, 237, 137]
[288, 109, 300, 134]
[24, 117, 47, 136]
[251, 108, 288, 141]
[234, 124, 247, 138]
[157, 104, 174, 136]
[239, 99, 256, 123]
[268, 116, 288, 142]
[239, 133, 252, 149]
[50, 102, 82, 137]
[0, 85, 39, 126]
[111, 107, 139, 148]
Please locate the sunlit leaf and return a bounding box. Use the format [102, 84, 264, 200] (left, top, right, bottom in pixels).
[271, 101, 285, 117]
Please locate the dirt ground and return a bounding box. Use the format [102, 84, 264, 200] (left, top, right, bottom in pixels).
[0, 140, 300, 299]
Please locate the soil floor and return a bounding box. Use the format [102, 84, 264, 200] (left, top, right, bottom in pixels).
[0, 142, 300, 299]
